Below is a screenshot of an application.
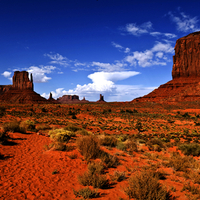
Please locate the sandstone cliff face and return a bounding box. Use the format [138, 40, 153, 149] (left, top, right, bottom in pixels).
[12, 71, 33, 90]
[57, 95, 80, 104]
[133, 32, 200, 103]
[172, 31, 200, 79]
[0, 71, 48, 104]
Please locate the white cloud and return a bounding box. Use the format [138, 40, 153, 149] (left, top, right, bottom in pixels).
[1, 71, 11, 78]
[125, 21, 152, 36]
[92, 61, 128, 72]
[112, 42, 130, 54]
[27, 65, 56, 83]
[1, 71, 12, 81]
[150, 32, 177, 38]
[44, 53, 71, 67]
[169, 11, 200, 32]
[42, 71, 141, 101]
[124, 41, 174, 67]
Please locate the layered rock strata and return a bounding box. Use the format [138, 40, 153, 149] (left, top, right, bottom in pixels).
[133, 32, 200, 103]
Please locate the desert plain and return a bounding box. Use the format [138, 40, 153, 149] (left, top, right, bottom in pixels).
[1, 101, 200, 200]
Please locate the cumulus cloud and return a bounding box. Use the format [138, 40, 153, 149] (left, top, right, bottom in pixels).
[124, 41, 174, 67]
[42, 71, 141, 101]
[169, 11, 200, 32]
[27, 65, 56, 83]
[1, 71, 12, 81]
[1, 71, 11, 78]
[125, 21, 153, 36]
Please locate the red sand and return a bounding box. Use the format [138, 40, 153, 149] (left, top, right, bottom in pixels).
[0, 132, 128, 200]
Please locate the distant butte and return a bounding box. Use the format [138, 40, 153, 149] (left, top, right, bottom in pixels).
[133, 31, 200, 103]
[0, 71, 48, 104]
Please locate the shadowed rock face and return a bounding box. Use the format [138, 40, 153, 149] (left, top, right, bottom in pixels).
[133, 32, 200, 103]
[172, 32, 200, 79]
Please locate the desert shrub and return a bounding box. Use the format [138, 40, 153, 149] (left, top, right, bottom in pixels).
[182, 182, 200, 196]
[126, 140, 138, 152]
[118, 134, 128, 142]
[116, 142, 126, 151]
[124, 170, 173, 200]
[76, 135, 101, 161]
[48, 128, 72, 143]
[37, 124, 51, 131]
[178, 143, 200, 156]
[2, 121, 24, 133]
[164, 152, 196, 172]
[77, 129, 89, 136]
[88, 161, 105, 175]
[73, 187, 99, 199]
[135, 120, 143, 132]
[110, 171, 126, 182]
[99, 151, 119, 168]
[78, 171, 109, 188]
[20, 120, 36, 132]
[100, 135, 117, 147]
[146, 138, 165, 152]
[64, 124, 81, 132]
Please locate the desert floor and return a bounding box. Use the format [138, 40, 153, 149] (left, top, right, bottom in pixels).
[1, 102, 200, 200]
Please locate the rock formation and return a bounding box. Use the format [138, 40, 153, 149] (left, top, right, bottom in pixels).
[0, 71, 48, 104]
[12, 71, 33, 90]
[172, 32, 200, 79]
[97, 94, 106, 102]
[47, 92, 57, 103]
[57, 95, 80, 104]
[133, 32, 200, 103]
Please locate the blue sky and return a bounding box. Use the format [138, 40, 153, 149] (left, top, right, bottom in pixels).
[1, 0, 200, 102]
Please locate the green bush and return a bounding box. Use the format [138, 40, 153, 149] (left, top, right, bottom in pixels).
[124, 170, 173, 200]
[178, 143, 200, 156]
[76, 135, 101, 161]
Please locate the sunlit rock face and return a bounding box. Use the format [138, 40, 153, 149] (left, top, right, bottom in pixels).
[133, 32, 200, 103]
[12, 71, 33, 90]
[172, 32, 200, 79]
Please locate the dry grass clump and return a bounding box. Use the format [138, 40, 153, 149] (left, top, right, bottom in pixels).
[99, 151, 119, 168]
[76, 135, 101, 161]
[78, 171, 109, 188]
[110, 171, 126, 182]
[2, 121, 24, 133]
[178, 143, 200, 156]
[49, 128, 74, 143]
[146, 138, 165, 152]
[100, 135, 118, 147]
[73, 187, 99, 199]
[87, 161, 105, 175]
[163, 152, 197, 172]
[20, 120, 36, 132]
[36, 124, 51, 131]
[124, 170, 173, 200]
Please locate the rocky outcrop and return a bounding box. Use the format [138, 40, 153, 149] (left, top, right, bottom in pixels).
[0, 71, 48, 104]
[48, 92, 57, 103]
[97, 94, 106, 103]
[133, 32, 200, 103]
[57, 95, 80, 104]
[12, 71, 33, 90]
[0, 85, 12, 95]
[172, 32, 200, 79]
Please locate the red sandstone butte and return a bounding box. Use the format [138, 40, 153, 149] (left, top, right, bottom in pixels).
[0, 71, 48, 104]
[133, 32, 200, 103]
